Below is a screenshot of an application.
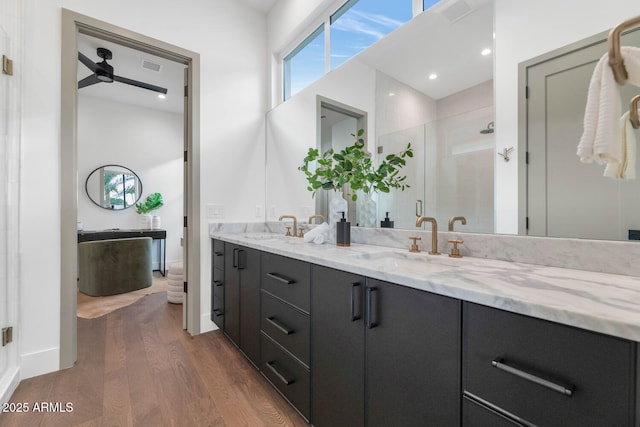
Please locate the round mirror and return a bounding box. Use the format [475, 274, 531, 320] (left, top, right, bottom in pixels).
[85, 165, 143, 210]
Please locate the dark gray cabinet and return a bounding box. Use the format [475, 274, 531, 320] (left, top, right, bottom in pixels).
[223, 242, 260, 367]
[312, 266, 461, 427]
[260, 252, 311, 420]
[463, 302, 638, 427]
[211, 239, 224, 328]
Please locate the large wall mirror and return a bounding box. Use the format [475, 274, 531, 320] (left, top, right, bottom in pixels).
[265, 0, 640, 241]
[85, 164, 142, 210]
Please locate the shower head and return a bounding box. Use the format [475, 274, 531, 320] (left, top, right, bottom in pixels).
[480, 121, 494, 134]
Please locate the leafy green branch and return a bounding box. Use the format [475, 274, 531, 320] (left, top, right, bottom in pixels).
[135, 192, 164, 214]
[298, 129, 413, 201]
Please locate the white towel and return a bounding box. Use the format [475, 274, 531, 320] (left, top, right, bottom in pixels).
[604, 111, 637, 179]
[577, 47, 640, 164]
[303, 222, 329, 245]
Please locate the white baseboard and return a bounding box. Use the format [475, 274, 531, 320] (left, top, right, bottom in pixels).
[21, 347, 59, 379]
[200, 313, 218, 333]
[0, 366, 20, 405]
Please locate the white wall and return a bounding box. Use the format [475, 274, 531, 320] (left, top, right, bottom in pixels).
[494, 0, 640, 233]
[21, 0, 267, 378]
[77, 95, 183, 266]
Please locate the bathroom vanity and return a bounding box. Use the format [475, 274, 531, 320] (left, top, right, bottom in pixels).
[210, 230, 640, 427]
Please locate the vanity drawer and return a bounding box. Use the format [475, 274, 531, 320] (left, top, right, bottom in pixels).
[261, 291, 310, 366]
[463, 302, 636, 427]
[212, 239, 225, 270]
[261, 332, 310, 420]
[261, 252, 310, 313]
[462, 396, 522, 427]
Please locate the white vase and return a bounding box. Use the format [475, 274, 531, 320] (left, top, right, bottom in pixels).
[138, 214, 152, 229]
[328, 190, 348, 244]
[151, 215, 161, 229]
[358, 192, 377, 227]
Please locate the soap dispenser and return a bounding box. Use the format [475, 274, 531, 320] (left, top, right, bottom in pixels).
[336, 211, 351, 247]
[380, 212, 394, 228]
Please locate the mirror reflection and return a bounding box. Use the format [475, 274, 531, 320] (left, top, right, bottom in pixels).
[85, 165, 142, 210]
[266, 0, 494, 231]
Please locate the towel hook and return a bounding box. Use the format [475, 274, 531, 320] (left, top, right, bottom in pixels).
[608, 15, 640, 85]
[631, 94, 640, 129]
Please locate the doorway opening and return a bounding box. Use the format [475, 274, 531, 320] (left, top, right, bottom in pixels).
[61, 9, 201, 369]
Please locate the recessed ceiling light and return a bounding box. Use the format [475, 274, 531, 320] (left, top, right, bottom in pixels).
[481, 48, 492, 56]
[158, 94, 166, 99]
[388, 92, 396, 97]
[428, 73, 438, 80]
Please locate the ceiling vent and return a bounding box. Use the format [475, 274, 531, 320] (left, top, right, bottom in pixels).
[435, 0, 473, 23]
[141, 59, 162, 72]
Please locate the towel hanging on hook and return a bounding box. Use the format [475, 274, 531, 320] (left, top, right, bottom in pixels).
[609, 14, 640, 85]
[630, 94, 640, 129]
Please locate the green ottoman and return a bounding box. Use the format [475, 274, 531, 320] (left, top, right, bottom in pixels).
[78, 237, 152, 296]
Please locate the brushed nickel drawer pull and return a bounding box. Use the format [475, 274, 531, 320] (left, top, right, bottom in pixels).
[266, 361, 295, 386]
[266, 316, 294, 335]
[492, 359, 574, 397]
[266, 272, 295, 284]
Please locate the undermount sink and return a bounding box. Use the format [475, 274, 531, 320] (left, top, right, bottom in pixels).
[347, 249, 463, 273]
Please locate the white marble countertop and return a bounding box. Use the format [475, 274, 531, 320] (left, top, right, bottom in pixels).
[210, 231, 640, 342]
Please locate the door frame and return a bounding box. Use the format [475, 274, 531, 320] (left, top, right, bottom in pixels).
[60, 9, 201, 369]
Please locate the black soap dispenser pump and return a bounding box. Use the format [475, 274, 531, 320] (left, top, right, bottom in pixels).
[336, 211, 351, 247]
[380, 211, 394, 228]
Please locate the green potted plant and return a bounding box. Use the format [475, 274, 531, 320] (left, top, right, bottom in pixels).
[299, 129, 412, 227]
[135, 192, 164, 229]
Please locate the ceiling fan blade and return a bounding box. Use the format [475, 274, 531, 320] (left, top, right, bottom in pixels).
[78, 74, 101, 89]
[78, 52, 98, 72]
[113, 75, 168, 94]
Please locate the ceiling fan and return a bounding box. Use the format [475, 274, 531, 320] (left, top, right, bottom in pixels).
[77, 47, 168, 95]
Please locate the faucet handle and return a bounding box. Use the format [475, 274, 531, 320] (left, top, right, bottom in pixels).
[285, 227, 292, 237]
[298, 227, 305, 238]
[409, 237, 421, 253]
[448, 239, 463, 258]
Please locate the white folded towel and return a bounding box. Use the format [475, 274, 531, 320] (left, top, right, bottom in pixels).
[303, 222, 329, 245]
[603, 110, 637, 179]
[577, 47, 640, 164]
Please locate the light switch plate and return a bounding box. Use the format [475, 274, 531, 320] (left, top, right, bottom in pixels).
[206, 204, 224, 219]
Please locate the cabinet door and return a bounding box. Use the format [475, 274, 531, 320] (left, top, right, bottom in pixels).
[223, 243, 240, 346]
[312, 265, 366, 427]
[239, 246, 260, 367]
[366, 278, 461, 427]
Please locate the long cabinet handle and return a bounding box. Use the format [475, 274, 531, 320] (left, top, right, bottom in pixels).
[266, 361, 295, 386]
[266, 316, 294, 335]
[233, 248, 239, 268]
[266, 272, 295, 284]
[492, 359, 574, 397]
[213, 280, 223, 287]
[366, 287, 378, 329]
[350, 282, 362, 321]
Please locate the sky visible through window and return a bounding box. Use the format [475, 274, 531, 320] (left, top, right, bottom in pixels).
[330, 0, 412, 70]
[285, 0, 441, 99]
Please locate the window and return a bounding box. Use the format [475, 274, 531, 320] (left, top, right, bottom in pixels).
[283, 0, 434, 101]
[283, 25, 325, 100]
[330, 0, 413, 70]
[423, 0, 440, 11]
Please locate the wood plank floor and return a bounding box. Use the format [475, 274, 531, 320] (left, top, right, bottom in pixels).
[0, 292, 309, 427]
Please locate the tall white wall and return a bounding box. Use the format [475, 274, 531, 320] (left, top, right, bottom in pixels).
[21, 0, 267, 378]
[495, 0, 640, 233]
[77, 95, 183, 266]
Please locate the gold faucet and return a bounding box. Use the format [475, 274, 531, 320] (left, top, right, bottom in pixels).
[448, 216, 467, 231]
[308, 214, 325, 224]
[416, 216, 440, 255]
[279, 215, 298, 237]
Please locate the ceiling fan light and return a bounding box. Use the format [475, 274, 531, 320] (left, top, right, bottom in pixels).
[157, 94, 166, 99]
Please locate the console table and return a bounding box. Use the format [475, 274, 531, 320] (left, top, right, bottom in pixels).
[78, 229, 166, 276]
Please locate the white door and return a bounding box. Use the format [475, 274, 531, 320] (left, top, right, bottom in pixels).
[0, 18, 20, 403]
[526, 29, 640, 240]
